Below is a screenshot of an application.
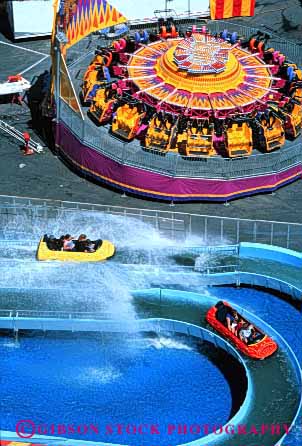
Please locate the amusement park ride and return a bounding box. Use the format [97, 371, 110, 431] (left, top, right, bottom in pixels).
[80, 22, 302, 158]
[50, 0, 302, 201]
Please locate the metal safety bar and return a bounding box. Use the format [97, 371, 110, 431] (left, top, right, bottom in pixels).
[0, 120, 43, 153]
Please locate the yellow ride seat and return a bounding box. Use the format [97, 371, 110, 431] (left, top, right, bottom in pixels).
[295, 69, 302, 81]
[83, 65, 97, 80]
[154, 117, 162, 128]
[116, 109, 122, 120]
[93, 55, 104, 65]
[95, 88, 105, 102]
[165, 121, 172, 131]
[87, 71, 98, 85]
[292, 89, 302, 103]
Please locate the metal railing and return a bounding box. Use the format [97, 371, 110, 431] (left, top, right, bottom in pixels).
[194, 263, 240, 274]
[0, 120, 44, 154]
[0, 194, 301, 250]
[203, 272, 302, 301]
[60, 98, 302, 181]
[0, 309, 115, 320]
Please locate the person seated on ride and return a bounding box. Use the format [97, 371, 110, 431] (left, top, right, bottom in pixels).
[46, 235, 56, 251]
[239, 323, 254, 344]
[226, 309, 239, 334]
[235, 318, 245, 337]
[247, 327, 263, 344]
[84, 239, 95, 253]
[215, 301, 229, 324]
[57, 235, 65, 250]
[76, 234, 88, 252]
[63, 234, 75, 251]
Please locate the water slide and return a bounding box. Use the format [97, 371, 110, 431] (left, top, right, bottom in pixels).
[0, 208, 301, 446]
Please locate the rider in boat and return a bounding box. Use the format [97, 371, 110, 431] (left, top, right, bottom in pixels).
[235, 318, 245, 337]
[226, 309, 239, 334]
[63, 234, 75, 251]
[239, 323, 254, 344]
[74, 234, 95, 252]
[76, 234, 88, 252]
[84, 239, 96, 253]
[47, 235, 59, 251]
[45, 234, 98, 253]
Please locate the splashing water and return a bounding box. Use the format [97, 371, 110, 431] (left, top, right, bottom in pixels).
[147, 335, 194, 351]
[83, 366, 123, 385]
[0, 207, 226, 321]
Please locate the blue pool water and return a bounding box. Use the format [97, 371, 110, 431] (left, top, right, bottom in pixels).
[0, 332, 232, 446]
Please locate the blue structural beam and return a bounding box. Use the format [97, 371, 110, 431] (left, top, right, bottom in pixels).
[206, 272, 302, 300]
[239, 242, 302, 268]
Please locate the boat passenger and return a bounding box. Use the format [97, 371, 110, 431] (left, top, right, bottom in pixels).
[215, 301, 230, 324]
[248, 328, 263, 343]
[76, 234, 88, 252]
[84, 239, 95, 253]
[58, 235, 65, 250]
[235, 318, 245, 336]
[63, 234, 75, 251]
[239, 323, 254, 344]
[226, 310, 239, 334]
[47, 235, 57, 251]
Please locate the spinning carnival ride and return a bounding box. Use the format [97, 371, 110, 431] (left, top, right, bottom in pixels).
[82, 28, 302, 158]
[52, 1, 302, 201]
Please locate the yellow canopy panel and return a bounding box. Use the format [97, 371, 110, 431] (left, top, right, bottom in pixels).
[55, 0, 127, 49]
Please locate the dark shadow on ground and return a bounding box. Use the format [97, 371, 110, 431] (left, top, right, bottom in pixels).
[26, 70, 55, 150]
[0, 1, 13, 41]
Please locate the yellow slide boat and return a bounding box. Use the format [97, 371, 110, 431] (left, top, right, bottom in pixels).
[37, 235, 115, 262]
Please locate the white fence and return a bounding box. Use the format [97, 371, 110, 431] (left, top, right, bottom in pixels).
[0, 195, 301, 251]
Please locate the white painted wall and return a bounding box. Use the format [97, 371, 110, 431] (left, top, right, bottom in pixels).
[11, 0, 53, 38]
[113, 0, 209, 19]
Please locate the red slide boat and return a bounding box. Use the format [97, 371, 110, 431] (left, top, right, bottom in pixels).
[206, 301, 278, 359]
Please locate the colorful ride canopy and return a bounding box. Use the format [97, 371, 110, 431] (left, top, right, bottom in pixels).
[58, 0, 127, 49]
[127, 35, 273, 114]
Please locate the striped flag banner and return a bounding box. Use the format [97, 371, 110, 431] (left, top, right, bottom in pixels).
[57, 0, 127, 49]
[210, 0, 256, 19]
